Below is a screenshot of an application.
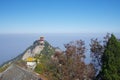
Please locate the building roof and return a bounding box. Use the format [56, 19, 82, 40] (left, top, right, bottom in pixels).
[0, 64, 41, 80]
[26, 57, 36, 62]
[40, 37, 44, 41]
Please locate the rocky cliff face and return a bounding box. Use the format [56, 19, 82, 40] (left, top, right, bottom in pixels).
[0, 38, 55, 80]
[0, 39, 54, 68]
[22, 40, 44, 60]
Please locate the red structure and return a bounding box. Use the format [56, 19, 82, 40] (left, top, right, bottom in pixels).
[40, 37, 44, 41]
[39, 36, 44, 46]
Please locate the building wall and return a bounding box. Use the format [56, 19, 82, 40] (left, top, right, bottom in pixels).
[27, 62, 36, 70]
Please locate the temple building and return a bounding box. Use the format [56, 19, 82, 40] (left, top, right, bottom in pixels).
[39, 36, 44, 46]
[26, 57, 36, 70]
[22, 36, 45, 69]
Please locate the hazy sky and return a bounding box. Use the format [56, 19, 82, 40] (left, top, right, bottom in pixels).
[0, 0, 120, 34]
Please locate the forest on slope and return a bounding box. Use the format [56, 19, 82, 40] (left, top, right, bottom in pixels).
[34, 33, 120, 80]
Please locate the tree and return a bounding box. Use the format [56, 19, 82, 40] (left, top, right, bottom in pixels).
[90, 38, 103, 73]
[47, 40, 95, 80]
[100, 34, 120, 80]
[90, 33, 110, 76]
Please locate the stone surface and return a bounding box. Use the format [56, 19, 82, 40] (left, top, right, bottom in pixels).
[22, 40, 44, 60]
[0, 64, 41, 80]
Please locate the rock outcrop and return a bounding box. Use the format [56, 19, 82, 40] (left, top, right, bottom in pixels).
[22, 40, 44, 60]
[0, 37, 55, 80]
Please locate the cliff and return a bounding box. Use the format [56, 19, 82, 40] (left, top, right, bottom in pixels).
[1, 39, 54, 64]
[0, 37, 55, 80]
[22, 40, 45, 60]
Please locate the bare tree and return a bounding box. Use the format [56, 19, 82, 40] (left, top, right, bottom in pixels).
[90, 33, 110, 75]
[48, 40, 95, 80]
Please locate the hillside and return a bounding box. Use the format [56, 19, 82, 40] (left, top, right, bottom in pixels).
[0, 37, 55, 80]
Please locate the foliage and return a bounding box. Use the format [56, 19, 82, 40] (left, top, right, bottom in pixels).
[41, 41, 55, 56]
[46, 40, 95, 80]
[90, 34, 120, 80]
[90, 33, 110, 75]
[0, 64, 9, 72]
[100, 34, 120, 80]
[33, 34, 120, 80]
[35, 63, 45, 74]
[34, 41, 55, 75]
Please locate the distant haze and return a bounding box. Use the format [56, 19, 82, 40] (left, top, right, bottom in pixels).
[0, 33, 120, 65]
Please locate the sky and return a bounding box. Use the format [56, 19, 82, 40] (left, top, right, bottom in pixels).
[0, 0, 120, 34]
